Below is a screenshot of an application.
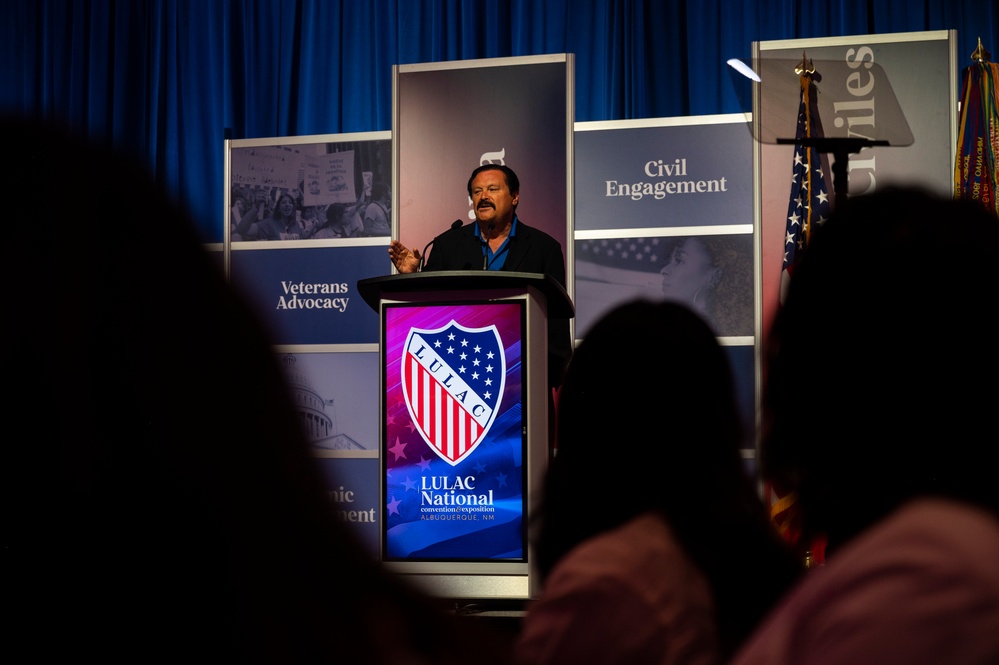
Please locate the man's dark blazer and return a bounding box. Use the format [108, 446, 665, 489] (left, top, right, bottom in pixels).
[423, 219, 572, 386]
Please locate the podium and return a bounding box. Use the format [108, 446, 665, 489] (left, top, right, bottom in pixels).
[357, 271, 573, 600]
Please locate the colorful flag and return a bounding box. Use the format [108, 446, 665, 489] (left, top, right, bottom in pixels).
[955, 42, 999, 216]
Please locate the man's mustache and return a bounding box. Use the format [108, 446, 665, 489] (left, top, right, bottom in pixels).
[477, 202, 494, 209]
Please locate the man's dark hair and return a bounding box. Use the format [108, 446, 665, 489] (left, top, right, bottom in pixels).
[467, 164, 520, 197]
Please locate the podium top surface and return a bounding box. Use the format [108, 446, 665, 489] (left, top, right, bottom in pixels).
[357, 271, 575, 318]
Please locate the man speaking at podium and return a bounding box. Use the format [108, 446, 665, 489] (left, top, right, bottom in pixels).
[388, 164, 571, 389]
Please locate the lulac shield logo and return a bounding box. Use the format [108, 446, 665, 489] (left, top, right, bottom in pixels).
[402, 320, 506, 466]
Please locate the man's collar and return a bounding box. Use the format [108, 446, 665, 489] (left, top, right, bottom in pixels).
[474, 214, 519, 240]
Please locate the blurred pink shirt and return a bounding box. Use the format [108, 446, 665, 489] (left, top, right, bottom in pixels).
[731, 498, 999, 665]
[514, 512, 719, 665]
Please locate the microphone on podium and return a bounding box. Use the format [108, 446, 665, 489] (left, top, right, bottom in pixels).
[418, 219, 462, 272]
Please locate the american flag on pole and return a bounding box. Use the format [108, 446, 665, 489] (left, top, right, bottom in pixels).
[780, 56, 832, 305]
[771, 55, 831, 553]
[402, 320, 505, 466]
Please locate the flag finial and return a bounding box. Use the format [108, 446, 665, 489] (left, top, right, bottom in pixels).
[795, 51, 816, 76]
[971, 37, 991, 63]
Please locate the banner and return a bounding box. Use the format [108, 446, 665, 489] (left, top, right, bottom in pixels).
[394, 55, 571, 287]
[574, 115, 756, 448]
[382, 301, 527, 561]
[224, 132, 393, 551]
[756, 30, 957, 343]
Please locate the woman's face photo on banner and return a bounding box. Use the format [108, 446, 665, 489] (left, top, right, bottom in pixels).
[574, 232, 754, 337]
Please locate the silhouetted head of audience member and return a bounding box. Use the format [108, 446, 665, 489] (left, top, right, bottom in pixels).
[1, 115, 508, 664]
[537, 299, 800, 657]
[762, 185, 999, 555]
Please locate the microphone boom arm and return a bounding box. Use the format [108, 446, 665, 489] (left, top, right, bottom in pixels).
[418, 219, 462, 272]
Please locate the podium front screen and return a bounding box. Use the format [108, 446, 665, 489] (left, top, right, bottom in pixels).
[381, 299, 528, 564]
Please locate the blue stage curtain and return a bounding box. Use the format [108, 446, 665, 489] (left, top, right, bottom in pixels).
[2, 0, 996, 242]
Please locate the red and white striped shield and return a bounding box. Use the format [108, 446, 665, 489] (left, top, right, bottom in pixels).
[401, 320, 505, 466]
